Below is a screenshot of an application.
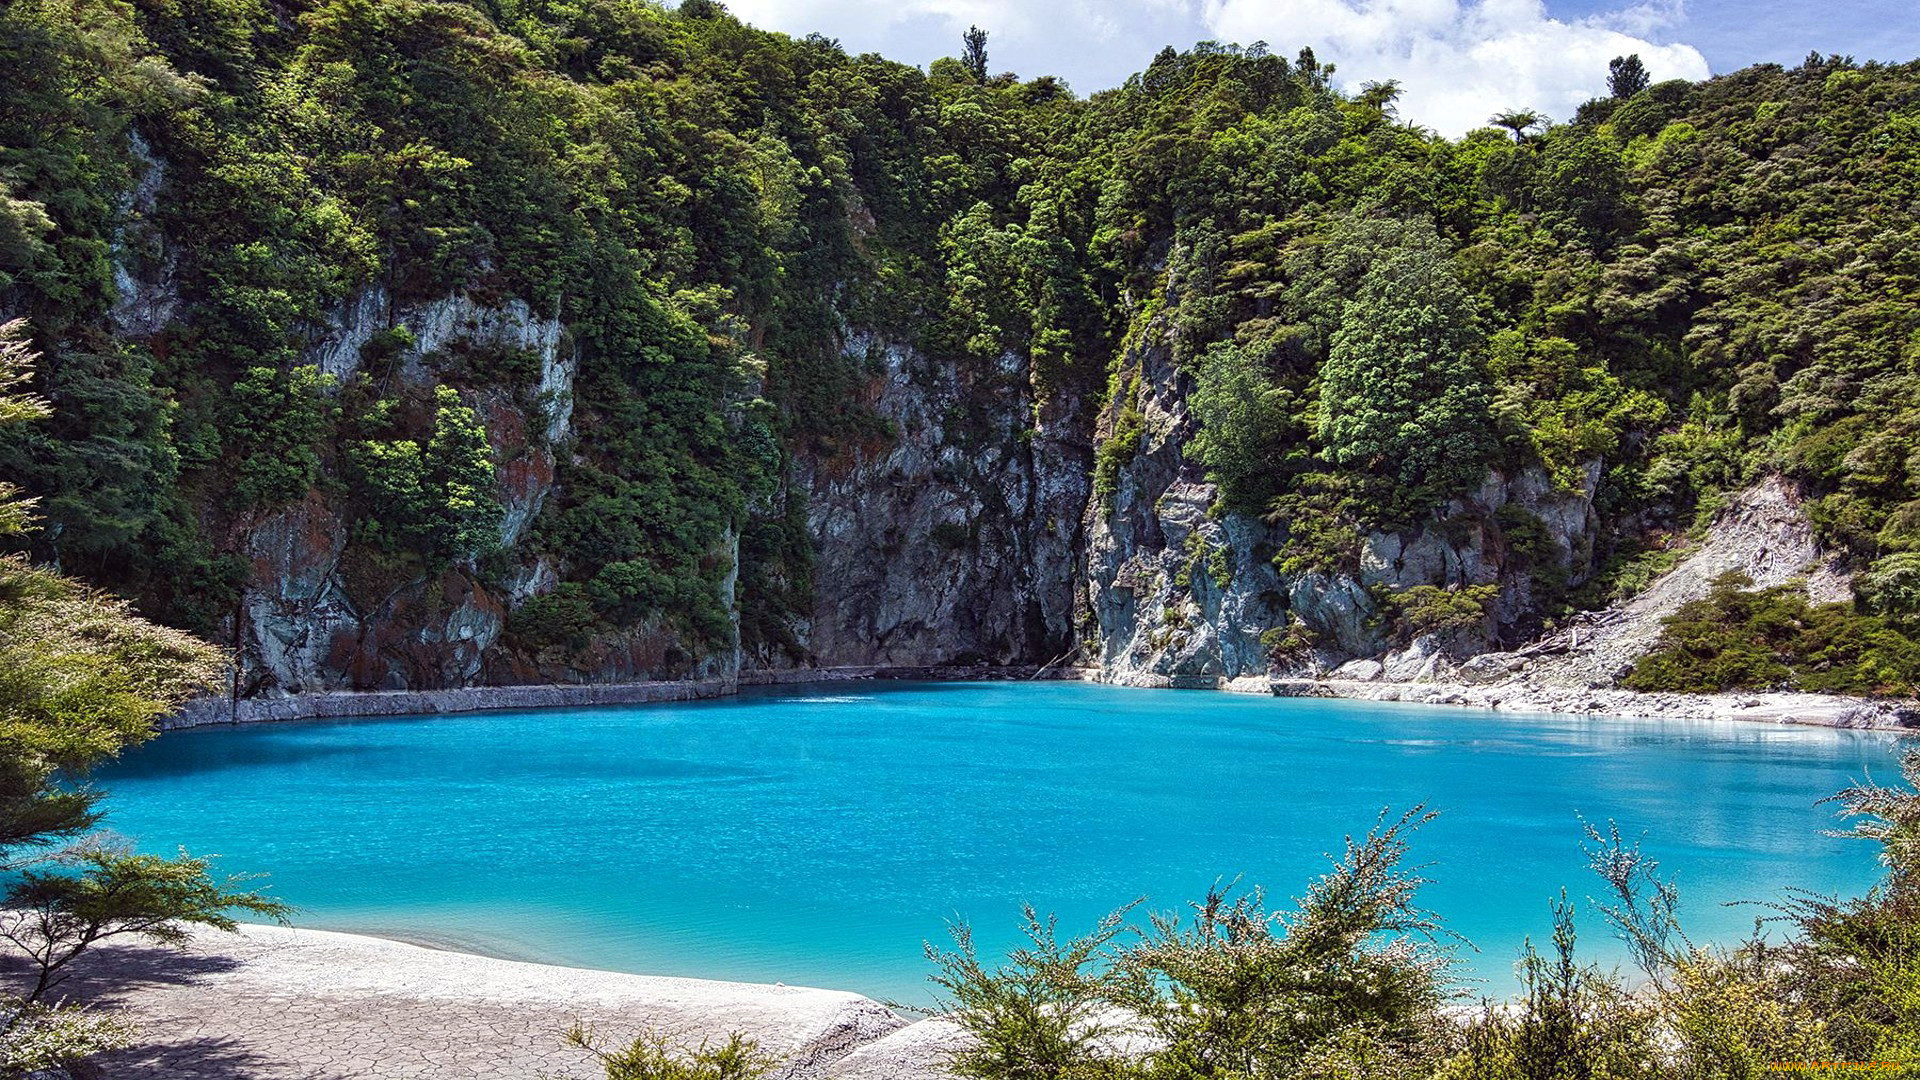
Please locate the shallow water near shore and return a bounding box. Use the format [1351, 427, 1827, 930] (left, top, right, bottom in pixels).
[99, 681, 1906, 1004]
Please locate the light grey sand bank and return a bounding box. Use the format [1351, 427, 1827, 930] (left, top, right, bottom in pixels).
[1, 924, 955, 1079]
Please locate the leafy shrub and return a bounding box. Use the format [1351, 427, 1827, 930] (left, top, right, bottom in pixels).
[562, 1025, 773, 1080]
[228, 365, 335, 510]
[507, 582, 599, 652]
[930, 809, 1456, 1080]
[1383, 584, 1500, 643]
[1187, 341, 1300, 512]
[0, 997, 136, 1078]
[345, 385, 500, 564]
[926, 905, 1137, 1080]
[1269, 475, 1365, 577]
[1624, 572, 1920, 696]
[1858, 553, 1920, 628]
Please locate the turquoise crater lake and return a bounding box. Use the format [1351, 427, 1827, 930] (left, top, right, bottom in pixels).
[97, 681, 1906, 1004]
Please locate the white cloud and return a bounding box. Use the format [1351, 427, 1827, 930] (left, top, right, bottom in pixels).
[704, 0, 1708, 135]
[718, 0, 1129, 57]
[1199, 0, 1710, 135]
[713, 0, 1171, 97]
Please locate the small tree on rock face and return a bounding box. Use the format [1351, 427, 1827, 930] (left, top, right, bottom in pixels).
[425, 385, 503, 560]
[1188, 341, 1301, 513]
[1608, 54, 1650, 99]
[961, 25, 990, 83]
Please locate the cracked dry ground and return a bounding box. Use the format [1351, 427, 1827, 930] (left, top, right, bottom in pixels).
[0, 925, 926, 1079]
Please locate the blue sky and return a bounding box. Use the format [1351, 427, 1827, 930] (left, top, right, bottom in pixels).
[707, 0, 1920, 136]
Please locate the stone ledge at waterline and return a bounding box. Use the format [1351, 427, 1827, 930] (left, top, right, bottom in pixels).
[160, 677, 744, 730]
[160, 665, 1097, 730]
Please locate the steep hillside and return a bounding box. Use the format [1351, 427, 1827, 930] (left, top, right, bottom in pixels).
[4, 0, 1920, 697]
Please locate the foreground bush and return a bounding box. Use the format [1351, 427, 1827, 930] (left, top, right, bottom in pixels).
[929, 808, 1461, 1078]
[0, 999, 135, 1078]
[932, 753, 1920, 1078]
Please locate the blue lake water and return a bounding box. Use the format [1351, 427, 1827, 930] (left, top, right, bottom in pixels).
[94, 681, 1907, 1004]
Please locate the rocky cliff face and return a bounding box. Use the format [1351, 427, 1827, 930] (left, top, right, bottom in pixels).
[1079, 332, 1604, 689]
[236, 286, 580, 694]
[193, 282, 1618, 694]
[202, 280, 1094, 693]
[792, 335, 1089, 668]
[1078, 338, 1292, 687]
[98, 152, 1736, 698]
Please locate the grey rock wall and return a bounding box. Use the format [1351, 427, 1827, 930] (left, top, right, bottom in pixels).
[1078, 332, 1605, 688]
[233, 287, 578, 694]
[794, 335, 1089, 667]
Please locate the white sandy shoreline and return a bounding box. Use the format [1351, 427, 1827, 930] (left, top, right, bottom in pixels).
[0, 922, 958, 1079]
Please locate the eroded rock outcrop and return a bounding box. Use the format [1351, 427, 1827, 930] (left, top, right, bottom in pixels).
[233, 286, 578, 694]
[1079, 333, 1603, 689]
[794, 335, 1089, 667]
[107, 131, 179, 341]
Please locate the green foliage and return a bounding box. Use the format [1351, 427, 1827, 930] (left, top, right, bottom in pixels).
[0, 323, 49, 537]
[1319, 223, 1494, 500]
[229, 364, 335, 510]
[1187, 342, 1301, 513]
[507, 581, 599, 652]
[562, 1025, 774, 1080]
[425, 386, 502, 558]
[1093, 378, 1145, 508]
[1624, 572, 1920, 696]
[1609, 54, 1651, 99]
[925, 809, 1457, 1080]
[960, 26, 990, 84]
[345, 385, 501, 563]
[1859, 553, 1920, 628]
[1269, 474, 1365, 576]
[927, 904, 1138, 1080]
[1, 844, 291, 1002]
[0, 997, 136, 1079]
[1383, 584, 1500, 643]
[1116, 808, 1456, 1077]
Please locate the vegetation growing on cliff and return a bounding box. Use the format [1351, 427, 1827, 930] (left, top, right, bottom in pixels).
[2, 0, 1920, 675]
[1625, 571, 1920, 695]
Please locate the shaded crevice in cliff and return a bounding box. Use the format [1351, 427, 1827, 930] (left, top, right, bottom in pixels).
[790, 334, 1091, 668]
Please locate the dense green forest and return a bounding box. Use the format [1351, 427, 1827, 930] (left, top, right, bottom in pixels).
[3, 0, 1920, 689]
[6, 3, 1920, 1071]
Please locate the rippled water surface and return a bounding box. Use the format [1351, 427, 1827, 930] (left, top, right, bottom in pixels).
[97, 682, 1907, 1003]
